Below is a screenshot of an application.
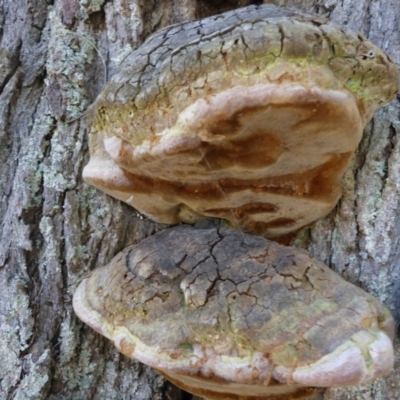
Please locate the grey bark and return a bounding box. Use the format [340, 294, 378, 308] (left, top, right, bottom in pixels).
[0, 1, 398, 400]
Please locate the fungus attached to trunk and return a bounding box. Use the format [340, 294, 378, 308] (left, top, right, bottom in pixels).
[75, 4, 398, 398]
[73, 222, 395, 400]
[83, 4, 398, 238]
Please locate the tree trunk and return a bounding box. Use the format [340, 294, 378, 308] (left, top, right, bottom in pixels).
[0, 0, 398, 399]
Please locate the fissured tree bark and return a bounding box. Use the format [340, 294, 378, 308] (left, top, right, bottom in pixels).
[0, 0, 398, 399]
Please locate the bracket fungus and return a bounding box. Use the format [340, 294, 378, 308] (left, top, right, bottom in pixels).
[74, 4, 398, 399]
[74, 222, 395, 399]
[82, 5, 398, 238]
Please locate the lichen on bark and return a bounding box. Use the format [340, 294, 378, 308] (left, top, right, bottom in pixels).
[0, 1, 399, 400]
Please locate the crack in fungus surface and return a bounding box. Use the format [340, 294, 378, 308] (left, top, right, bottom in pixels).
[74, 4, 398, 399]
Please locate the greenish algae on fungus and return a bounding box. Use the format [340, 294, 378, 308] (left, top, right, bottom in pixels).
[82, 4, 397, 238]
[74, 222, 395, 399]
[75, 4, 398, 399]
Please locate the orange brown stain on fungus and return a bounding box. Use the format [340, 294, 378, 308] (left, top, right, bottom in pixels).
[119, 338, 136, 358]
[74, 4, 398, 399]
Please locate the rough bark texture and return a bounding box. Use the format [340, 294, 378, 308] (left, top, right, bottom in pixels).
[0, 1, 398, 400]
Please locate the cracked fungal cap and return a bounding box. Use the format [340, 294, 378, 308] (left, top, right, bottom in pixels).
[83, 4, 398, 239]
[73, 222, 395, 400]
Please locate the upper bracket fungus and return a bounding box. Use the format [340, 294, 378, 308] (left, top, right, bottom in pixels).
[83, 4, 398, 238]
[74, 4, 398, 399]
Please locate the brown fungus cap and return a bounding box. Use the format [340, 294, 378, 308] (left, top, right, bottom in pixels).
[83, 4, 398, 238]
[73, 222, 394, 399]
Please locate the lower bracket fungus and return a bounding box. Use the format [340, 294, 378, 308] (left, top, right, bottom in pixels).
[74, 4, 398, 399]
[73, 222, 395, 399]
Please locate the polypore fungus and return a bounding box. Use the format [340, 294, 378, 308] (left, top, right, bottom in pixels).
[75, 4, 398, 399]
[73, 221, 395, 400]
[83, 4, 398, 238]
